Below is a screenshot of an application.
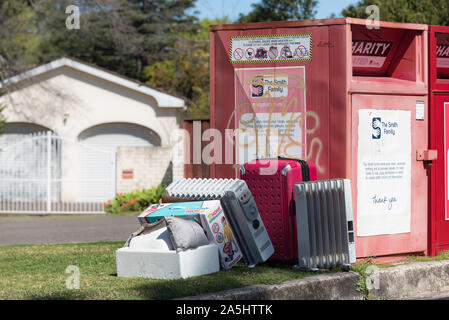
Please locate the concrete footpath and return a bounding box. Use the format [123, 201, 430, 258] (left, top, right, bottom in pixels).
[0, 215, 139, 245]
[182, 260, 449, 300]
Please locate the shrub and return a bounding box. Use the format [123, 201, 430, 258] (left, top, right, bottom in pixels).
[104, 185, 165, 214]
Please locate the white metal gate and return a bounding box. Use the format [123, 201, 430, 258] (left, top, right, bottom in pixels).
[0, 131, 116, 214]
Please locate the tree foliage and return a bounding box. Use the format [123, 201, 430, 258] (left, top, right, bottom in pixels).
[0, 104, 5, 135]
[342, 0, 449, 25]
[34, 0, 200, 82]
[238, 0, 318, 23]
[0, 0, 213, 117]
[145, 18, 229, 117]
[0, 1, 44, 81]
[0, 89, 5, 134]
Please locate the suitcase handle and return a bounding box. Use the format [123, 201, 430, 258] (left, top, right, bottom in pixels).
[277, 156, 311, 182]
[249, 156, 311, 181]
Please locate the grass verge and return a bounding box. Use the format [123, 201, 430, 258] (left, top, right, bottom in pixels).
[350, 251, 449, 300]
[0, 241, 318, 300]
[6, 241, 446, 300]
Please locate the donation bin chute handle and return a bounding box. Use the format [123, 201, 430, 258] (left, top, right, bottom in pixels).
[417, 150, 438, 170]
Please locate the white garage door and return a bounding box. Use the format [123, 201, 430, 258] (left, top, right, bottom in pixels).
[78, 123, 161, 201]
[78, 122, 161, 152]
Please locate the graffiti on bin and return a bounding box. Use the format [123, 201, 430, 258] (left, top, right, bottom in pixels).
[228, 70, 324, 173]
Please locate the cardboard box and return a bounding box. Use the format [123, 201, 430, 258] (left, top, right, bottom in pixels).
[138, 202, 203, 225]
[198, 201, 243, 270]
[138, 201, 243, 269]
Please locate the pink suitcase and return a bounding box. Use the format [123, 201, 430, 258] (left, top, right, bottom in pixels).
[241, 158, 317, 262]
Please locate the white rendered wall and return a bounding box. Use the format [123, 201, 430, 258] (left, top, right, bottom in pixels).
[0, 66, 185, 201]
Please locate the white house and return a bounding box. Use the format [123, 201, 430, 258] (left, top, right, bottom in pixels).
[0, 57, 186, 213]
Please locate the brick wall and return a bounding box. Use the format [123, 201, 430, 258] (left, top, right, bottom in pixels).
[116, 146, 184, 194]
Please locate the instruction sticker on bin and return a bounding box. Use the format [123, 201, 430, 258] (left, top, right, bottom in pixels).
[230, 34, 312, 63]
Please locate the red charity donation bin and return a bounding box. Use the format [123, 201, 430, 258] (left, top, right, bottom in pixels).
[209, 18, 431, 259]
[428, 26, 449, 256]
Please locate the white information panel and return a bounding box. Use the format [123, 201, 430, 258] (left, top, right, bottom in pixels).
[357, 109, 412, 237]
[234, 66, 306, 164]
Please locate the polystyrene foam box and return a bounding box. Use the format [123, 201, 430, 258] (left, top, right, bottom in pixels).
[115, 243, 220, 280]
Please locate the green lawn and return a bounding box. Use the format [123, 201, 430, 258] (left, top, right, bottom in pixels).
[6, 240, 446, 300]
[0, 241, 319, 300]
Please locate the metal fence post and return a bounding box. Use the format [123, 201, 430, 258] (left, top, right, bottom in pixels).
[112, 151, 117, 200]
[47, 131, 52, 213]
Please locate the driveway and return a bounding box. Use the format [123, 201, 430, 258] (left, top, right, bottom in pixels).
[0, 215, 141, 246]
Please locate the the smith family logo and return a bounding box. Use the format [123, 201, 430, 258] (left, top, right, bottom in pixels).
[372, 117, 382, 139]
[251, 75, 264, 97]
[372, 117, 398, 139]
[250, 75, 288, 98]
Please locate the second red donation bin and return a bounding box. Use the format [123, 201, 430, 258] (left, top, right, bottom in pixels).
[210, 18, 430, 259]
[428, 26, 449, 256]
